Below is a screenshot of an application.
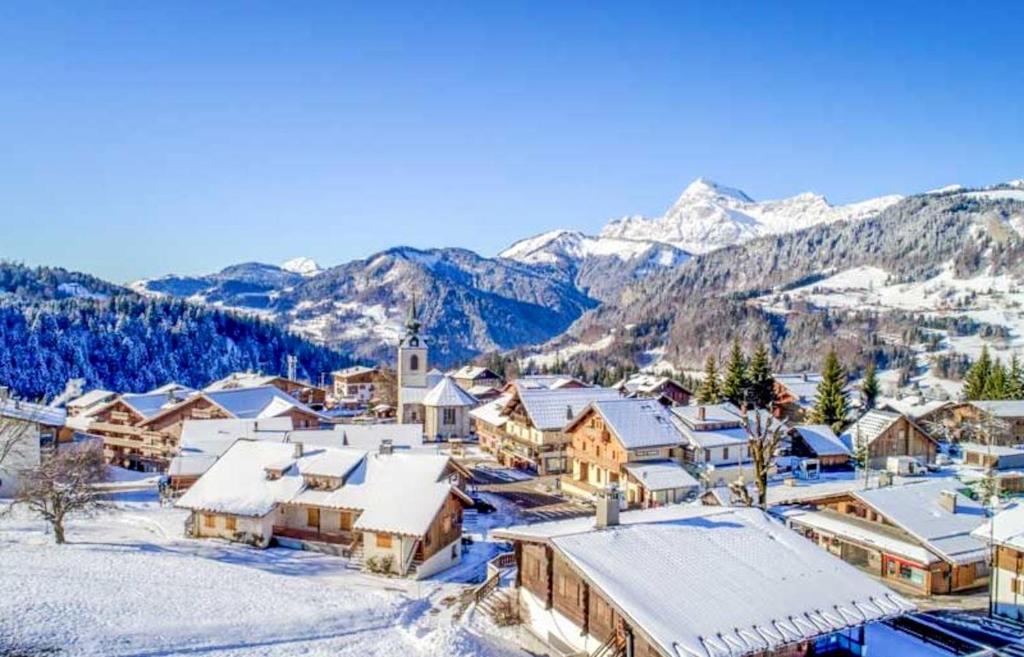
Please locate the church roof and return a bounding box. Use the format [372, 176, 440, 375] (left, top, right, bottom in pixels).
[422, 376, 478, 408]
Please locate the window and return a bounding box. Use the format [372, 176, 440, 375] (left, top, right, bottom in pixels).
[723, 447, 729, 460]
[340, 511, 352, 531]
[409, 354, 420, 371]
[376, 533, 393, 549]
[307, 507, 320, 528]
[704, 449, 711, 462]
[225, 516, 237, 531]
[204, 514, 215, 528]
[443, 408, 456, 425]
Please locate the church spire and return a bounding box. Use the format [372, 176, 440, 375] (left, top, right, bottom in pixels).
[405, 294, 422, 335]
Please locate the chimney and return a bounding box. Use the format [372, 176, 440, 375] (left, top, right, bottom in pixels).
[566, 405, 574, 421]
[0, 386, 8, 401]
[802, 373, 809, 382]
[379, 438, 394, 455]
[293, 442, 304, 458]
[697, 406, 706, 421]
[596, 484, 621, 529]
[939, 490, 958, 514]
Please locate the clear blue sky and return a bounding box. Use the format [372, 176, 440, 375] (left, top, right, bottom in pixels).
[1, 1, 1021, 282]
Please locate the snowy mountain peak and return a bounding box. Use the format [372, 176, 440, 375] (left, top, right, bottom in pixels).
[601, 178, 902, 254]
[281, 257, 322, 277]
[678, 177, 753, 203]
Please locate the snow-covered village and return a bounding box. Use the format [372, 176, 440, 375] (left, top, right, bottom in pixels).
[3, 3, 1024, 657]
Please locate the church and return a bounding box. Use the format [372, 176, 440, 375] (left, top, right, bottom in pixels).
[396, 300, 478, 441]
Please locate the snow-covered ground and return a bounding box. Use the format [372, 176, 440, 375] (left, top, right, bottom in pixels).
[756, 261, 1024, 399]
[520, 334, 614, 369]
[0, 493, 529, 657]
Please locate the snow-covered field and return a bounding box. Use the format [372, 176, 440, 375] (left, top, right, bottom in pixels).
[0, 493, 529, 657]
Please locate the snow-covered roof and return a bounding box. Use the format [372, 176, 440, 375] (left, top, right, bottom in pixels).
[970, 400, 1024, 418]
[497, 505, 912, 657]
[422, 376, 477, 408]
[332, 424, 424, 451]
[180, 417, 293, 451]
[972, 503, 1024, 551]
[466, 384, 499, 397]
[839, 409, 902, 449]
[331, 365, 376, 378]
[176, 441, 312, 517]
[615, 373, 689, 396]
[178, 440, 461, 537]
[878, 398, 950, 420]
[290, 451, 461, 536]
[450, 365, 498, 380]
[204, 372, 283, 392]
[678, 424, 749, 450]
[671, 403, 743, 429]
[121, 389, 197, 419]
[852, 479, 988, 564]
[168, 454, 220, 478]
[571, 398, 683, 449]
[468, 393, 511, 428]
[0, 398, 66, 427]
[623, 460, 699, 491]
[781, 508, 940, 566]
[793, 425, 851, 457]
[205, 386, 322, 420]
[513, 375, 588, 390]
[296, 448, 367, 479]
[511, 385, 621, 430]
[774, 373, 824, 405]
[66, 389, 115, 410]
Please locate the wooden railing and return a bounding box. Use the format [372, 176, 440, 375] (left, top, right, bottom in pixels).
[272, 526, 354, 546]
[475, 551, 517, 603]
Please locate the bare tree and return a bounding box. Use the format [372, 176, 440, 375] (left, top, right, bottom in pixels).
[0, 413, 37, 472]
[740, 406, 788, 510]
[9, 442, 108, 544]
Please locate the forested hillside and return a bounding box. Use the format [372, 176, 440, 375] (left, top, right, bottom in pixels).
[0, 264, 352, 400]
[558, 190, 1024, 375]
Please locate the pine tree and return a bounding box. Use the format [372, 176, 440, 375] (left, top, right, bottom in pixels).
[721, 340, 749, 407]
[813, 349, 849, 433]
[861, 360, 879, 410]
[697, 355, 722, 404]
[963, 346, 992, 400]
[747, 343, 774, 409]
[1009, 354, 1024, 400]
[985, 360, 1010, 400]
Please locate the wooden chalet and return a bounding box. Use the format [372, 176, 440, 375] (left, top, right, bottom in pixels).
[613, 373, 692, 406]
[973, 504, 1024, 622]
[331, 365, 381, 405]
[839, 409, 938, 469]
[926, 400, 1024, 446]
[562, 398, 696, 507]
[780, 479, 989, 597]
[493, 383, 620, 475]
[788, 424, 852, 470]
[206, 372, 327, 409]
[492, 494, 913, 657]
[177, 440, 471, 578]
[88, 385, 324, 471]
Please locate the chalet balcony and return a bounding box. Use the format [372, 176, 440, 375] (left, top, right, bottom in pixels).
[272, 525, 355, 547]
